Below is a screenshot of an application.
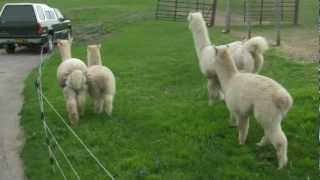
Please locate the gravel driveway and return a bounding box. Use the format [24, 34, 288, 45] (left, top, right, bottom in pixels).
[0, 48, 40, 180]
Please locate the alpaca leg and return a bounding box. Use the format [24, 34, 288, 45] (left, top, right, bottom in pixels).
[77, 90, 86, 116]
[64, 87, 79, 126]
[207, 77, 221, 105]
[238, 116, 250, 145]
[255, 107, 288, 169]
[256, 135, 269, 147]
[229, 113, 238, 127]
[94, 98, 104, 114]
[67, 98, 79, 126]
[104, 94, 114, 116]
[266, 126, 288, 169]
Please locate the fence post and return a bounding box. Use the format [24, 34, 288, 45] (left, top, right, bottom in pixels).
[196, 0, 200, 11]
[174, 0, 178, 21]
[224, 0, 231, 32]
[259, 0, 264, 25]
[209, 0, 217, 27]
[245, 0, 252, 38]
[155, 0, 160, 20]
[294, 0, 300, 25]
[275, 0, 281, 46]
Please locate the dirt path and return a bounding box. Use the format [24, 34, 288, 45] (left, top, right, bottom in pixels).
[0, 48, 40, 180]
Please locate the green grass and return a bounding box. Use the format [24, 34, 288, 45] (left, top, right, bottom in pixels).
[21, 20, 317, 179]
[1, 0, 315, 179]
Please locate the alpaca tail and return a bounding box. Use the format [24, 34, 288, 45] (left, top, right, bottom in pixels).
[243, 36, 269, 73]
[244, 36, 269, 54]
[103, 72, 116, 95]
[67, 70, 86, 91]
[272, 89, 293, 117]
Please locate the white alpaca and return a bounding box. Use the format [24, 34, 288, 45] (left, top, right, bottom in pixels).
[188, 12, 268, 105]
[214, 46, 293, 169]
[56, 40, 88, 126]
[87, 45, 116, 115]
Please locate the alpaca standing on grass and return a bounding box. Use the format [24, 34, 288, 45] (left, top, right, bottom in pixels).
[188, 12, 268, 105]
[57, 40, 88, 126]
[214, 46, 293, 169]
[87, 45, 116, 115]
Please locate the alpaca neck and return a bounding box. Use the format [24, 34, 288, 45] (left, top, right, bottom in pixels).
[191, 23, 212, 59]
[215, 55, 238, 93]
[88, 51, 102, 66]
[58, 46, 72, 61]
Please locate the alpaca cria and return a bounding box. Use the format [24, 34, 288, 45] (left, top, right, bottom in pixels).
[214, 46, 293, 169]
[56, 40, 88, 126]
[188, 12, 268, 105]
[87, 45, 116, 115]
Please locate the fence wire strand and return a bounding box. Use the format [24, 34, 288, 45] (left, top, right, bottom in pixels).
[44, 122, 81, 180]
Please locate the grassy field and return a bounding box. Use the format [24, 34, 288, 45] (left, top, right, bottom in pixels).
[0, 0, 316, 179]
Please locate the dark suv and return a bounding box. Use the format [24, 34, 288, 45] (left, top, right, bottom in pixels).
[0, 3, 72, 53]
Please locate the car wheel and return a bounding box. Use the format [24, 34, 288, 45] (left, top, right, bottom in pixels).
[43, 35, 54, 53]
[5, 44, 16, 54]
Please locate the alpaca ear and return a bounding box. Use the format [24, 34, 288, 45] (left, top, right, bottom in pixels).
[57, 39, 62, 46]
[68, 38, 73, 45]
[214, 47, 218, 54]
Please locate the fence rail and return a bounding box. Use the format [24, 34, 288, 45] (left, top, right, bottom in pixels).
[244, 0, 299, 25]
[155, 0, 217, 26]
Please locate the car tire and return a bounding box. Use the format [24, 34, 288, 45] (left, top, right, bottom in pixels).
[5, 44, 16, 54]
[43, 35, 54, 53]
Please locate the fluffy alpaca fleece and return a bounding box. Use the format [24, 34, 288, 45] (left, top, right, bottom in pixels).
[188, 12, 268, 105]
[214, 46, 293, 169]
[87, 45, 116, 115]
[56, 40, 88, 126]
[87, 45, 102, 66]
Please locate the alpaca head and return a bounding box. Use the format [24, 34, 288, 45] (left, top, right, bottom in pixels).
[215, 46, 236, 70]
[57, 39, 72, 61]
[67, 70, 87, 91]
[87, 44, 102, 66]
[187, 12, 206, 32]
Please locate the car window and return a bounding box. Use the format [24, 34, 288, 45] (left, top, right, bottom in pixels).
[54, 9, 63, 19]
[45, 10, 57, 20]
[36, 6, 45, 21]
[1, 5, 36, 22]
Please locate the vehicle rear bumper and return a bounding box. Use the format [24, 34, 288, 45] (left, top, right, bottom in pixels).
[0, 37, 47, 46]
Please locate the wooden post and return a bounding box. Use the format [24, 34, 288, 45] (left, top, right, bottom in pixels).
[318, 0, 320, 57]
[259, 0, 264, 25]
[275, 0, 281, 46]
[155, 0, 160, 20]
[280, 0, 284, 21]
[174, 0, 178, 21]
[209, 0, 218, 27]
[294, 0, 300, 25]
[224, 0, 231, 32]
[245, 0, 252, 38]
[196, 0, 200, 11]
